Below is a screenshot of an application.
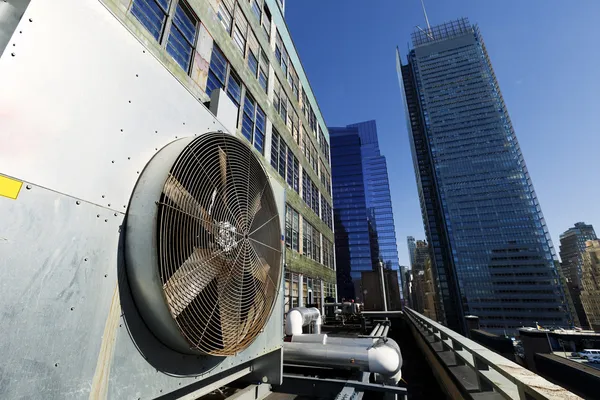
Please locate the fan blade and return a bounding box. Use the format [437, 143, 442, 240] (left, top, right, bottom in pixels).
[247, 192, 262, 228]
[164, 248, 220, 317]
[164, 175, 214, 232]
[219, 146, 227, 188]
[216, 269, 240, 350]
[252, 258, 270, 284]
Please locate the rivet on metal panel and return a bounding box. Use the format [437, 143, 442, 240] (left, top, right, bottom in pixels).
[128, 100, 131, 103]
[97, 214, 100, 218]
[111, 160, 114, 163]
[104, 219, 108, 222]
[136, 171, 139, 174]
[114, 213, 117, 216]
[26, 185, 31, 190]
[183, 122, 186, 125]
[155, 130, 158, 133]
[28, 18, 32, 22]
[127, 157, 130, 160]
[143, 50, 146, 53]
[70, 307, 74, 311]
[84, 258, 88, 261]
[123, 205, 126, 208]
[12, 43, 15, 46]
[175, 136, 178, 138]
[104, 274, 108, 278]
[136, 74, 139, 77]
[19, 31, 22, 34]
[120, 129, 123, 132]
[102, 195, 105, 198]
[11, 53, 15, 56]
[76, 201, 80, 205]
[107, 203, 111, 207]
[54, 363, 58, 367]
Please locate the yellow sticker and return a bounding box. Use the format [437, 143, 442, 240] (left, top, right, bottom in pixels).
[0, 175, 23, 200]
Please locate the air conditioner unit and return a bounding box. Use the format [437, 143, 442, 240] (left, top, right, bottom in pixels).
[0, 0, 284, 398]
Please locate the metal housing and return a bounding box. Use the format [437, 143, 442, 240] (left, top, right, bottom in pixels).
[0, 0, 284, 398]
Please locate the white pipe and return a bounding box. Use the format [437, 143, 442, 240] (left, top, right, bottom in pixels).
[375, 324, 386, 337]
[283, 338, 402, 382]
[285, 307, 322, 336]
[370, 323, 381, 337]
[382, 326, 390, 338]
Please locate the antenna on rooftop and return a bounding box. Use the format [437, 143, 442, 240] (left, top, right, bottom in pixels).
[417, 0, 434, 40]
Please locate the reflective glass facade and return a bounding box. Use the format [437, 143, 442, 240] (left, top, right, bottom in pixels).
[330, 128, 371, 300]
[330, 121, 402, 301]
[398, 18, 569, 334]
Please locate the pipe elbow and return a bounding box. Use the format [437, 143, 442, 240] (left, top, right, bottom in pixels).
[367, 339, 402, 377]
[285, 309, 304, 336]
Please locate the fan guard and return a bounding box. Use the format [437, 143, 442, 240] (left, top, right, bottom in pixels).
[126, 132, 282, 356]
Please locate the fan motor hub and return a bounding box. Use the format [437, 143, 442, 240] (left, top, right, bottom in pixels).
[216, 221, 238, 252]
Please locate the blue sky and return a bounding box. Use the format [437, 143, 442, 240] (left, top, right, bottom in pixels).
[285, 0, 600, 267]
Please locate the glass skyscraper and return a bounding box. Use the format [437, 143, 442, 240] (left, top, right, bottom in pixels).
[559, 222, 597, 329]
[330, 121, 401, 301]
[397, 18, 569, 334]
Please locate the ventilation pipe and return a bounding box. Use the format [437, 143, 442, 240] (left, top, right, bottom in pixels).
[283, 337, 402, 383]
[285, 307, 322, 336]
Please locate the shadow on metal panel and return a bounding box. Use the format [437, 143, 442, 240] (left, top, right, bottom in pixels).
[116, 224, 224, 376]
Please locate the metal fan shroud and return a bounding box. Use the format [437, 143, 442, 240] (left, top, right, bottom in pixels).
[126, 132, 282, 356]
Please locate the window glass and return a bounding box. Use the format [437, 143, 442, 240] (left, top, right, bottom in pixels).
[131, 0, 168, 41]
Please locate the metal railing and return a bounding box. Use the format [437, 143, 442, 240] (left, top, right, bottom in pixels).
[404, 307, 582, 400]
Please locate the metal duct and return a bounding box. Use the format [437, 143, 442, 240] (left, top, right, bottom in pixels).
[283, 337, 402, 382]
[285, 307, 322, 335]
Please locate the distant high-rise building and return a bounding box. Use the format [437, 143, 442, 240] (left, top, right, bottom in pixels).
[407, 236, 417, 268]
[397, 18, 569, 334]
[330, 127, 371, 301]
[559, 222, 597, 329]
[330, 120, 402, 301]
[414, 240, 429, 271]
[581, 240, 600, 331]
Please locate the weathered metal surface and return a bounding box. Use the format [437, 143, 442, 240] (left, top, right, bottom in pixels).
[0, 0, 284, 397]
[0, 0, 227, 213]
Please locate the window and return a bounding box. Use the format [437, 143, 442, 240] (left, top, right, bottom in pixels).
[226, 70, 242, 106]
[302, 135, 318, 173]
[262, 3, 271, 39]
[321, 194, 332, 229]
[273, 78, 287, 122]
[217, 0, 234, 33]
[247, 31, 259, 76]
[258, 50, 269, 93]
[288, 64, 299, 100]
[286, 205, 299, 252]
[288, 109, 299, 144]
[206, 45, 227, 97]
[132, 0, 169, 41]
[320, 161, 331, 195]
[303, 220, 320, 263]
[232, 7, 248, 55]
[271, 130, 299, 192]
[132, 0, 199, 73]
[319, 127, 330, 164]
[251, 0, 261, 21]
[323, 238, 334, 269]
[241, 93, 266, 153]
[166, 1, 198, 72]
[302, 170, 320, 216]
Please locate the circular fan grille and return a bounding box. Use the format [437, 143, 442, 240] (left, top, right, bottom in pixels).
[157, 133, 282, 355]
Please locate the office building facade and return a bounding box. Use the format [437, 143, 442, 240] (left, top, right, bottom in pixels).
[398, 18, 569, 334]
[559, 222, 597, 329]
[330, 121, 401, 301]
[581, 240, 600, 331]
[107, 0, 336, 309]
[329, 128, 372, 300]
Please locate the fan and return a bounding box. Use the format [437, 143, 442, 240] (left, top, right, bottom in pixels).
[126, 132, 282, 356]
